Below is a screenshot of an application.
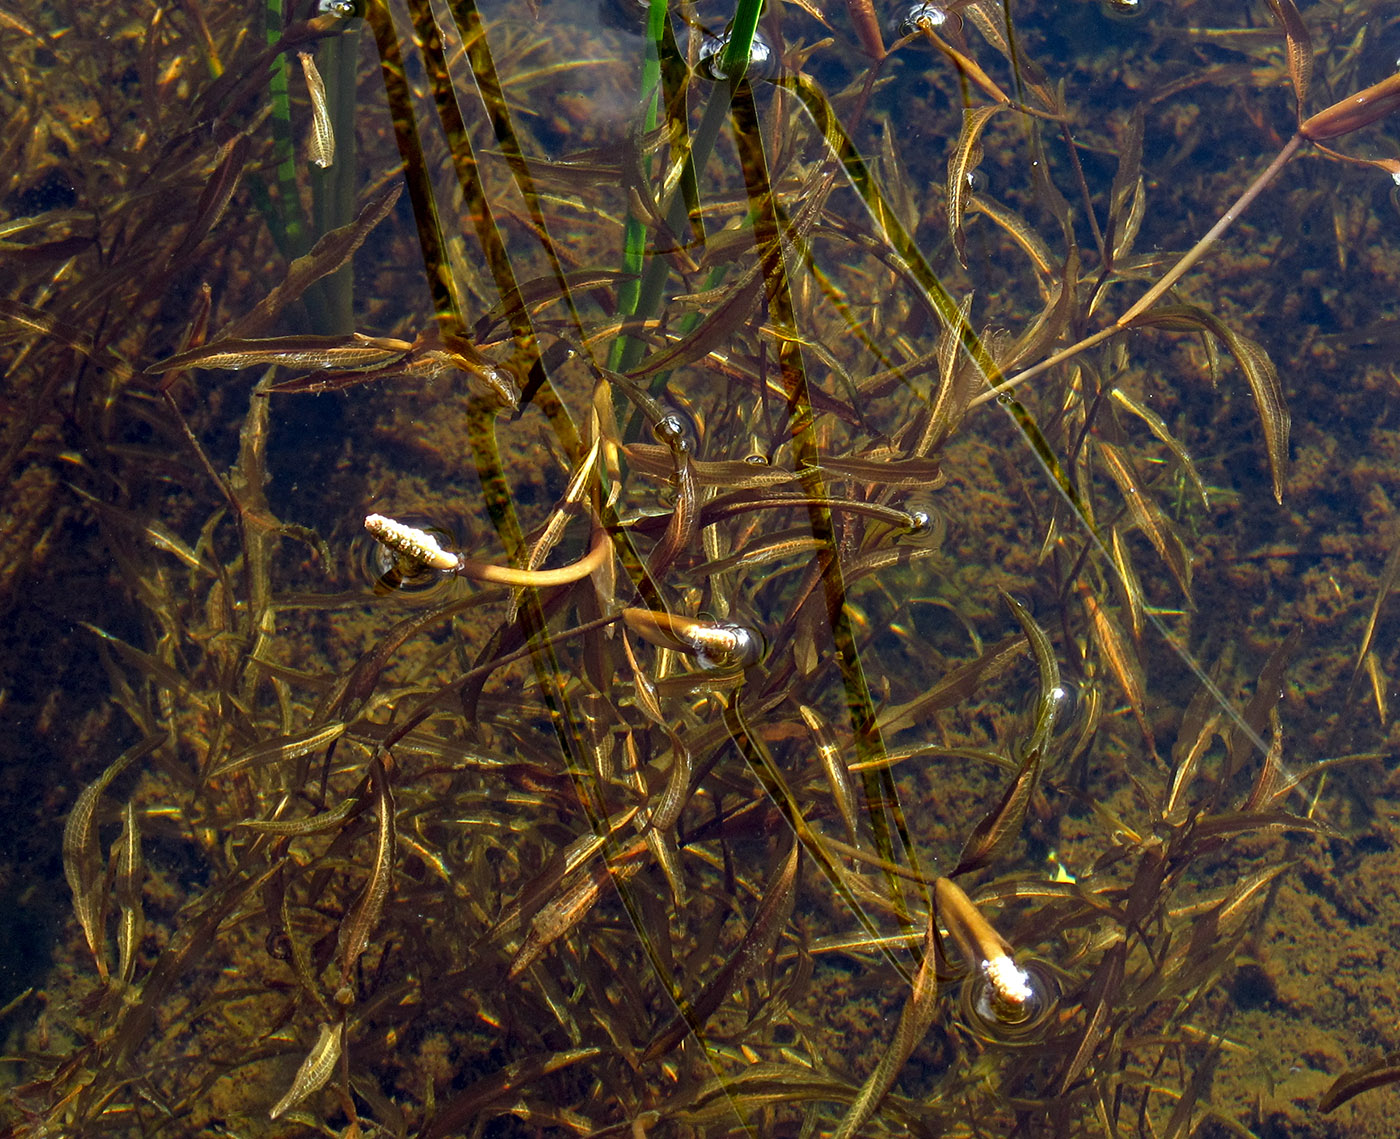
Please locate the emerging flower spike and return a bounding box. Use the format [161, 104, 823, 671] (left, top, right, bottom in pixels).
[935, 876, 1036, 1020]
[981, 952, 1036, 1019]
[621, 608, 765, 671]
[364, 514, 460, 572]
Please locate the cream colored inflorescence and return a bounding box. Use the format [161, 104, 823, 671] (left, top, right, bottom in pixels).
[981, 952, 1036, 1016]
[364, 514, 460, 572]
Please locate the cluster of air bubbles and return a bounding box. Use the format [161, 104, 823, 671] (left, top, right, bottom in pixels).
[895, 2, 956, 38]
[317, 0, 357, 16]
[685, 621, 766, 671]
[696, 26, 778, 82]
[1100, 0, 1148, 21]
[958, 957, 1059, 1044]
[360, 517, 458, 598]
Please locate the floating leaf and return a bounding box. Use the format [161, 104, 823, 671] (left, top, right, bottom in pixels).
[1301, 70, 1400, 141]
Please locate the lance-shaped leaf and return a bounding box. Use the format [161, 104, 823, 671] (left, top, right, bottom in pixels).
[269, 1021, 342, 1120]
[1109, 386, 1211, 515]
[1058, 940, 1127, 1094]
[1300, 69, 1400, 141]
[418, 1048, 601, 1139]
[207, 721, 348, 780]
[164, 133, 249, 273]
[148, 333, 412, 375]
[832, 908, 940, 1138]
[337, 760, 395, 993]
[509, 844, 645, 979]
[1079, 582, 1158, 762]
[0, 297, 135, 382]
[113, 801, 145, 986]
[948, 105, 1005, 267]
[842, 0, 885, 58]
[298, 51, 335, 168]
[62, 734, 165, 981]
[970, 193, 1057, 279]
[487, 807, 640, 942]
[220, 183, 402, 341]
[1320, 1052, 1400, 1114]
[1128, 306, 1290, 502]
[877, 633, 1028, 734]
[1095, 439, 1193, 595]
[1262, 0, 1312, 122]
[642, 840, 800, 1062]
[952, 594, 1059, 877]
[1103, 108, 1145, 266]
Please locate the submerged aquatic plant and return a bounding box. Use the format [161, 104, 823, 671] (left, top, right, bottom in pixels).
[4, 0, 1400, 1135]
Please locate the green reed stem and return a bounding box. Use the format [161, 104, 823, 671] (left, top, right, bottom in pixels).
[263, 0, 305, 261]
[620, 0, 765, 391]
[719, 0, 764, 80]
[608, 0, 668, 373]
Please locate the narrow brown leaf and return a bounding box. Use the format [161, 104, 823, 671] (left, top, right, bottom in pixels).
[419, 1048, 601, 1139]
[877, 633, 1028, 734]
[1109, 527, 1146, 640]
[1079, 582, 1158, 761]
[952, 745, 1041, 877]
[832, 907, 940, 1138]
[1125, 306, 1289, 502]
[952, 594, 1060, 875]
[148, 333, 412, 375]
[207, 721, 348, 780]
[969, 194, 1056, 277]
[1103, 108, 1145, 265]
[642, 840, 800, 1062]
[1095, 439, 1193, 594]
[62, 735, 165, 981]
[299, 51, 335, 168]
[509, 847, 644, 978]
[841, 0, 885, 58]
[337, 760, 395, 993]
[947, 105, 1005, 267]
[269, 1021, 342, 1120]
[222, 184, 402, 341]
[800, 705, 861, 844]
[1059, 941, 1126, 1093]
[488, 809, 640, 943]
[1320, 1052, 1400, 1113]
[113, 801, 144, 986]
[167, 133, 250, 269]
[1262, 0, 1313, 121]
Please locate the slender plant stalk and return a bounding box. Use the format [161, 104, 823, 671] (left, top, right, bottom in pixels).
[974, 69, 1400, 409]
